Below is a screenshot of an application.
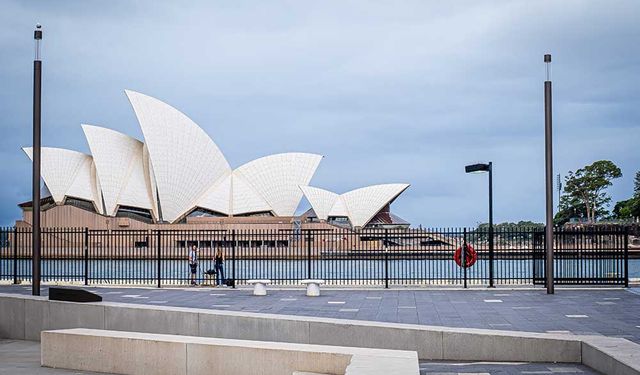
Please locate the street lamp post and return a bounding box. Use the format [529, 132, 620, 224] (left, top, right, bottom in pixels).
[544, 54, 554, 294]
[465, 162, 494, 288]
[32, 24, 43, 296]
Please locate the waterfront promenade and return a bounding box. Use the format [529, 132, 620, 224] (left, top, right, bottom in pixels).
[2, 284, 638, 344]
[3, 284, 632, 374]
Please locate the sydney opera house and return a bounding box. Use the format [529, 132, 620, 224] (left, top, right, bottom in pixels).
[18, 90, 411, 231]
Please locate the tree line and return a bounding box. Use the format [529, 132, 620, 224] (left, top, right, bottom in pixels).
[554, 160, 639, 225]
[470, 160, 638, 229]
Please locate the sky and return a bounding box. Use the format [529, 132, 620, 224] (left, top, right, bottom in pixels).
[0, 1, 638, 227]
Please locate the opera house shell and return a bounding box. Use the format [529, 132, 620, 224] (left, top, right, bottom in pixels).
[22, 90, 409, 229]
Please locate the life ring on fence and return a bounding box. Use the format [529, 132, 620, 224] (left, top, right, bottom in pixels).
[454, 244, 477, 268]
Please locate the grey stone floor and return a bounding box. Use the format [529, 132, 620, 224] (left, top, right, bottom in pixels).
[2, 284, 638, 343]
[0, 339, 114, 375]
[0, 340, 601, 375]
[419, 360, 600, 374]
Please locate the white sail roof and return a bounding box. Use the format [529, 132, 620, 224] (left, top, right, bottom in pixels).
[118, 146, 155, 213]
[299, 185, 339, 221]
[65, 156, 103, 211]
[82, 125, 155, 217]
[235, 153, 322, 216]
[142, 144, 160, 218]
[125, 90, 232, 222]
[300, 183, 410, 228]
[197, 172, 232, 215]
[327, 196, 349, 217]
[22, 147, 102, 213]
[197, 158, 317, 216]
[341, 184, 409, 228]
[231, 172, 273, 215]
[20, 90, 410, 225]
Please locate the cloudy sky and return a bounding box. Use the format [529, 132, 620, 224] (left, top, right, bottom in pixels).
[0, 1, 638, 227]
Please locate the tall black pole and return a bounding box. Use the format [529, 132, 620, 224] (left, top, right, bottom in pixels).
[557, 174, 562, 212]
[488, 161, 494, 287]
[32, 24, 43, 296]
[544, 54, 554, 294]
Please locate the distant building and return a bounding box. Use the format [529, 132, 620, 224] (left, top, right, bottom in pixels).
[18, 90, 410, 231]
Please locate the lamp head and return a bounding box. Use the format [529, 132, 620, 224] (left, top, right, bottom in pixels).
[34, 24, 42, 40]
[544, 53, 552, 81]
[465, 163, 491, 174]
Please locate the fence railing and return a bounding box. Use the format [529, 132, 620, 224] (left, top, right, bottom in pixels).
[0, 227, 629, 287]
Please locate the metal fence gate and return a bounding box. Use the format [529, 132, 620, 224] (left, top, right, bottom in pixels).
[0, 226, 629, 287]
[533, 228, 629, 286]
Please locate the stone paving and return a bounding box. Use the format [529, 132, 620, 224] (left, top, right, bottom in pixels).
[419, 360, 600, 374]
[0, 339, 112, 375]
[0, 340, 601, 375]
[2, 284, 639, 343]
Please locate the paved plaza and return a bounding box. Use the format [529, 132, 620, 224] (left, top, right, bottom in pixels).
[2, 284, 639, 343]
[0, 339, 109, 375]
[419, 360, 599, 374]
[0, 339, 600, 375]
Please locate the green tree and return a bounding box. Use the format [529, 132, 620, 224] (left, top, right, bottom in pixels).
[554, 207, 575, 225]
[612, 170, 640, 220]
[476, 221, 544, 231]
[554, 199, 608, 225]
[560, 160, 622, 223]
[613, 198, 634, 219]
[473, 221, 544, 243]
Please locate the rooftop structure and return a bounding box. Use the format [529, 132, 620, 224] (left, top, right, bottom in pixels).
[300, 184, 410, 228]
[21, 90, 410, 229]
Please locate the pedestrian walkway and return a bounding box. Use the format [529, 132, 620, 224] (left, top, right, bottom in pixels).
[419, 360, 600, 374]
[0, 339, 113, 375]
[2, 285, 639, 343]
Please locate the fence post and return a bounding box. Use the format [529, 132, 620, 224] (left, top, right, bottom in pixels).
[624, 228, 629, 288]
[306, 230, 312, 279]
[463, 228, 467, 289]
[83, 227, 89, 285]
[157, 230, 161, 288]
[531, 229, 536, 285]
[384, 229, 389, 289]
[13, 227, 18, 284]
[231, 230, 236, 289]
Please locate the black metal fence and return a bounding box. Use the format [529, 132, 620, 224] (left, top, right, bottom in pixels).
[0, 227, 629, 287]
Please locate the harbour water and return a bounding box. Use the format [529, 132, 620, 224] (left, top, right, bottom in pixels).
[1, 258, 637, 285]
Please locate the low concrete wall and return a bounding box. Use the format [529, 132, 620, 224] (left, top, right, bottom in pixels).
[1, 293, 639, 373]
[582, 336, 640, 375]
[41, 328, 419, 375]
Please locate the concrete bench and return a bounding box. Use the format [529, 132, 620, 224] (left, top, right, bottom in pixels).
[247, 279, 271, 296]
[300, 279, 325, 297]
[41, 328, 420, 375]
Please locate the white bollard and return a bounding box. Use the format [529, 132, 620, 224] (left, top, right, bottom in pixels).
[248, 280, 271, 296]
[254, 282, 267, 296]
[306, 282, 321, 297]
[301, 279, 325, 297]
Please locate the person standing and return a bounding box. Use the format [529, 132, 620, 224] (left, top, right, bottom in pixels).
[188, 244, 199, 286]
[214, 248, 225, 287]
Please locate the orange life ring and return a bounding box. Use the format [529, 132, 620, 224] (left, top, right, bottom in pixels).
[454, 244, 477, 268]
